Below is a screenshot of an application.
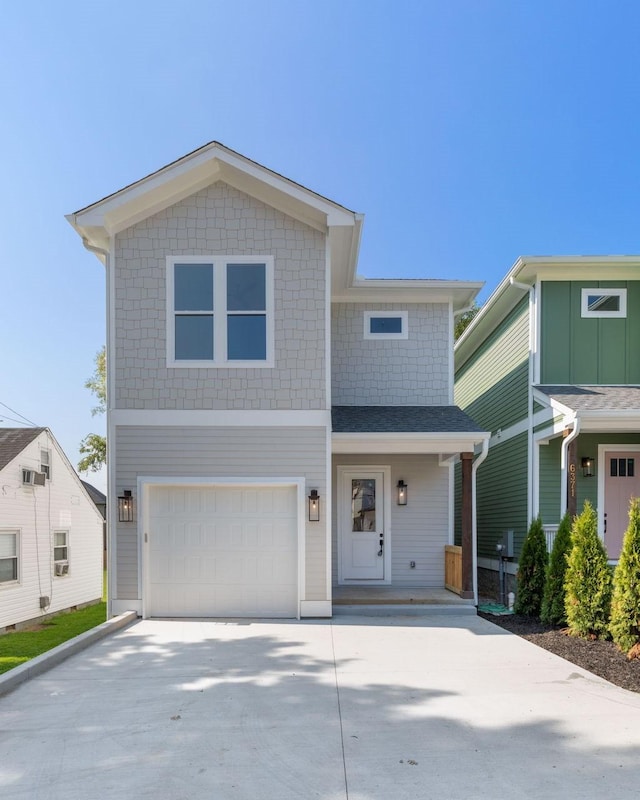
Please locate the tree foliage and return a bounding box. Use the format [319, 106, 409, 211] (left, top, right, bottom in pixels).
[540, 512, 572, 626]
[564, 501, 612, 639]
[514, 516, 548, 617]
[78, 346, 106, 474]
[454, 303, 480, 341]
[609, 498, 640, 654]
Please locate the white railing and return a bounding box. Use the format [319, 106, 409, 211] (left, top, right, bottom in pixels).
[543, 524, 559, 553]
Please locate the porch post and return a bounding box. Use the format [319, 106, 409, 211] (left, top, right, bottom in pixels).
[567, 437, 578, 519]
[460, 451, 474, 600]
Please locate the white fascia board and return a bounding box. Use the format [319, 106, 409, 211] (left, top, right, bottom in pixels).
[111, 409, 331, 427]
[332, 281, 483, 307]
[578, 410, 640, 431]
[532, 386, 553, 408]
[331, 431, 489, 454]
[69, 143, 358, 245]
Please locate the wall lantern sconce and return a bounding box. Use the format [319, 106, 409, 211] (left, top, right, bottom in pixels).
[581, 457, 595, 478]
[308, 489, 320, 522]
[397, 479, 408, 506]
[118, 490, 134, 522]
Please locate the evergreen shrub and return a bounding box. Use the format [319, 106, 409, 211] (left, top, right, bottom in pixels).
[609, 498, 640, 655]
[540, 512, 572, 626]
[514, 516, 548, 617]
[564, 501, 612, 639]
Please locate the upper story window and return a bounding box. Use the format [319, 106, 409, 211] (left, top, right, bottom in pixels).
[167, 256, 274, 367]
[363, 311, 408, 340]
[40, 449, 51, 480]
[581, 288, 627, 318]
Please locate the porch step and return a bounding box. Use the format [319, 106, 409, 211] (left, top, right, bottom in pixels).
[331, 587, 476, 616]
[332, 603, 477, 617]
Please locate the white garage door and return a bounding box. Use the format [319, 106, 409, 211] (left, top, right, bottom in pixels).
[146, 484, 298, 618]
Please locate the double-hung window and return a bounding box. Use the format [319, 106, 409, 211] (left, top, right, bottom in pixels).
[0, 531, 18, 584]
[168, 256, 273, 366]
[53, 531, 69, 576]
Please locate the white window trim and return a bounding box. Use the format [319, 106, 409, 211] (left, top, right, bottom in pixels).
[363, 310, 408, 340]
[53, 530, 70, 576]
[40, 448, 51, 480]
[166, 256, 275, 368]
[0, 530, 20, 586]
[580, 288, 627, 318]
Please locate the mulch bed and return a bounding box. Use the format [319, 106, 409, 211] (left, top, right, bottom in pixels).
[478, 611, 640, 694]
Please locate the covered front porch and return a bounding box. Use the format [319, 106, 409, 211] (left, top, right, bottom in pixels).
[331, 406, 489, 605]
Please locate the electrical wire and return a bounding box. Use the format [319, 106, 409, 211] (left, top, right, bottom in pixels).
[0, 401, 38, 427]
[0, 414, 35, 426]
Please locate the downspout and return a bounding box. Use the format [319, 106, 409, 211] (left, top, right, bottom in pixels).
[472, 438, 489, 605]
[82, 238, 112, 618]
[510, 278, 535, 522]
[560, 416, 580, 515]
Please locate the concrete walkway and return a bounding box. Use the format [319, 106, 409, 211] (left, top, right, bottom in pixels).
[1, 614, 639, 799]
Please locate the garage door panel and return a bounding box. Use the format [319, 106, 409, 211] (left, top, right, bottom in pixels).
[147, 485, 298, 618]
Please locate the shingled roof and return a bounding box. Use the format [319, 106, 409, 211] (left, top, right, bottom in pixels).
[331, 406, 484, 433]
[536, 385, 640, 412]
[0, 428, 46, 472]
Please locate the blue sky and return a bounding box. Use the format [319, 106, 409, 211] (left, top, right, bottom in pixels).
[2, 1, 640, 491]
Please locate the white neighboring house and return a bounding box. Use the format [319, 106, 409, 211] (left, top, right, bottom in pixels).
[0, 428, 103, 631]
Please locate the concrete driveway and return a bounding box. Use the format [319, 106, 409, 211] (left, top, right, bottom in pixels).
[1, 614, 639, 800]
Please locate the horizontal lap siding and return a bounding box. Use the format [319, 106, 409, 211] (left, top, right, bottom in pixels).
[115, 426, 327, 601]
[0, 435, 103, 629]
[476, 433, 528, 559]
[332, 454, 449, 587]
[455, 297, 529, 433]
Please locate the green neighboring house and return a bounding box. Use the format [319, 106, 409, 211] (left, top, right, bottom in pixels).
[454, 256, 640, 597]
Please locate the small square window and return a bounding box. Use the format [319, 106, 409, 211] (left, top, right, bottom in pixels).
[364, 311, 408, 340]
[581, 288, 627, 318]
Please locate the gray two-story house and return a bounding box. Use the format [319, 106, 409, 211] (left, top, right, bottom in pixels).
[67, 142, 488, 618]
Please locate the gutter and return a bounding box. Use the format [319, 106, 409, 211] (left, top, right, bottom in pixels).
[82, 238, 113, 620]
[472, 438, 489, 605]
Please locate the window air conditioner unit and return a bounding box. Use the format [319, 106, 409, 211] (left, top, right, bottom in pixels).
[54, 562, 69, 577]
[22, 469, 46, 486]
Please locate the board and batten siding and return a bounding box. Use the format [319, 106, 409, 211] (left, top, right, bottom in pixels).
[541, 281, 640, 384]
[113, 181, 327, 411]
[0, 433, 103, 630]
[332, 303, 450, 405]
[331, 454, 449, 587]
[474, 433, 529, 559]
[114, 425, 328, 603]
[455, 296, 529, 433]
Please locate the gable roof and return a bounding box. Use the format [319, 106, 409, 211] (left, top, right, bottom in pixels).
[81, 479, 107, 506]
[0, 427, 46, 471]
[66, 141, 483, 310]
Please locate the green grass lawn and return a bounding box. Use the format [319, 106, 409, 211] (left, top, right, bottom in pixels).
[0, 602, 107, 676]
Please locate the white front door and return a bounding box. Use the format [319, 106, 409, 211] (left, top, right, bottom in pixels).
[340, 470, 387, 581]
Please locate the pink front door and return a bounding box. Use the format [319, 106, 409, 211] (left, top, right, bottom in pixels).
[604, 452, 640, 559]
